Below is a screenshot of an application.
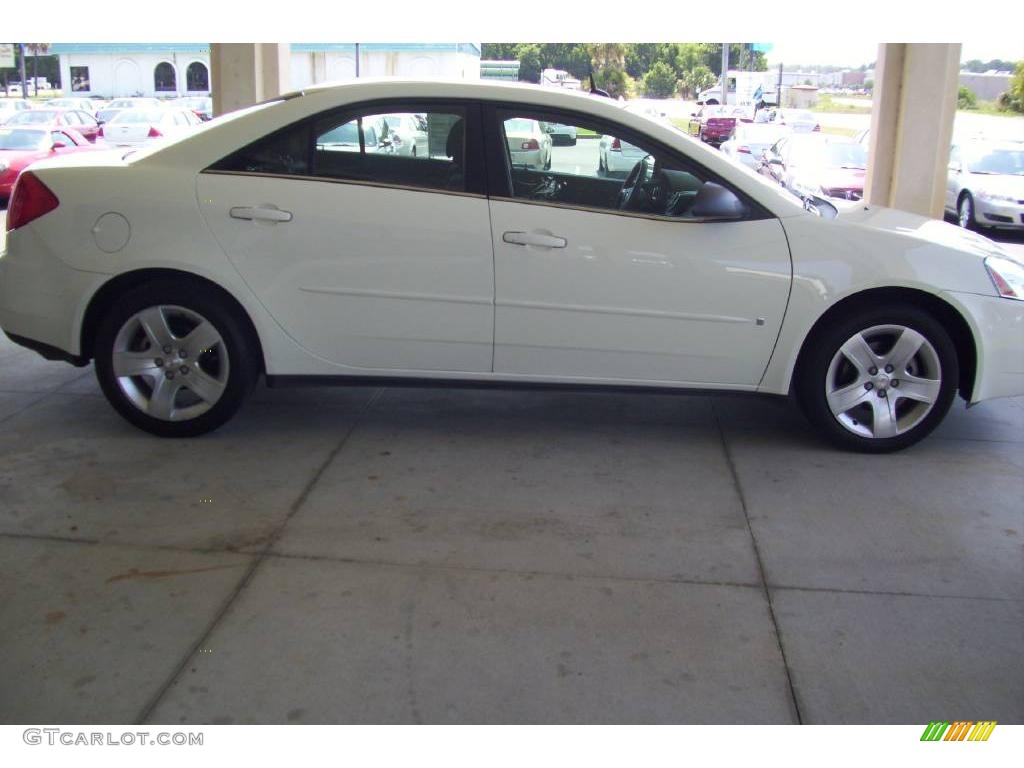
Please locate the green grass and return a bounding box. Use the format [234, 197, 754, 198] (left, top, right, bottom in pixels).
[819, 126, 861, 138]
[811, 95, 872, 114]
[960, 100, 1024, 117]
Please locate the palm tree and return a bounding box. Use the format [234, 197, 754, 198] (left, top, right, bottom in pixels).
[26, 43, 51, 96]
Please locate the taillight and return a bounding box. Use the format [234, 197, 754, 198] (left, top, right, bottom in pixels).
[610, 137, 621, 151]
[97, 125, 104, 137]
[521, 139, 539, 150]
[6, 172, 59, 232]
[148, 126, 163, 137]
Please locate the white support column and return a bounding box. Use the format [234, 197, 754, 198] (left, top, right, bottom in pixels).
[210, 44, 291, 117]
[864, 43, 961, 218]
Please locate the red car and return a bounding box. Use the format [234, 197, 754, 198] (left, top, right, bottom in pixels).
[0, 126, 99, 205]
[4, 108, 103, 143]
[686, 105, 753, 147]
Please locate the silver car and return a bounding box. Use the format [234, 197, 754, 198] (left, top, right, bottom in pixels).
[720, 123, 791, 170]
[374, 113, 429, 157]
[946, 141, 1024, 231]
[504, 117, 552, 170]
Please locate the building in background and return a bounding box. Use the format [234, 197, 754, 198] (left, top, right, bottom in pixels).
[958, 70, 1013, 100]
[50, 43, 481, 98]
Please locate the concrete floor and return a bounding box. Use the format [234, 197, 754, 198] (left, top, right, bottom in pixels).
[0, 331, 1021, 725]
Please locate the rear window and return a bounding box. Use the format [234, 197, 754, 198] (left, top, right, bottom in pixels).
[113, 110, 166, 124]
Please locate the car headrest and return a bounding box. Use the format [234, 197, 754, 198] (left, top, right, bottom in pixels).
[446, 118, 464, 160]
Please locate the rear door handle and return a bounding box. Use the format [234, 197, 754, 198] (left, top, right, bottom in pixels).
[502, 231, 567, 249]
[229, 206, 293, 223]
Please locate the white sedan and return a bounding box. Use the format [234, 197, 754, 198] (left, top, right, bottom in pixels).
[1, 80, 1022, 451]
[99, 107, 202, 147]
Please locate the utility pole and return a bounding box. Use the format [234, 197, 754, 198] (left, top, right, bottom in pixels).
[19, 43, 28, 99]
[721, 43, 728, 106]
[355, 43, 360, 78]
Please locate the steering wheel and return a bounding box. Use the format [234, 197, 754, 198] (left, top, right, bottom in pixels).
[617, 154, 657, 212]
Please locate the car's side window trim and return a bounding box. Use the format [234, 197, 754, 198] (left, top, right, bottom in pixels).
[480, 101, 773, 222]
[203, 98, 487, 197]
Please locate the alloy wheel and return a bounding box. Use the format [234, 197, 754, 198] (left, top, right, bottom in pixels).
[111, 305, 230, 422]
[824, 324, 943, 439]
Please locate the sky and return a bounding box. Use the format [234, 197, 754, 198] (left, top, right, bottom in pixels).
[11, 0, 1024, 72]
[767, 42, 1024, 69]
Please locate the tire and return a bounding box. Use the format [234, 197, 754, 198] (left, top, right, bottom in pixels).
[795, 305, 958, 453]
[957, 193, 976, 230]
[94, 280, 260, 437]
[544, 148, 552, 171]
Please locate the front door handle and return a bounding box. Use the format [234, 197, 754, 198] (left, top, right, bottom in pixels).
[229, 206, 293, 223]
[502, 231, 567, 249]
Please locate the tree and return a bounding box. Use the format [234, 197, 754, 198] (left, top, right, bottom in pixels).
[641, 61, 678, 98]
[679, 65, 715, 98]
[586, 44, 632, 98]
[625, 44, 658, 79]
[514, 43, 542, 83]
[957, 85, 977, 110]
[26, 43, 50, 95]
[1002, 61, 1024, 113]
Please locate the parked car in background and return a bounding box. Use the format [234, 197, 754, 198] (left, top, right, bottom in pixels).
[0, 99, 33, 125]
[46, 98, 99, 116]
[5, 108, 102, 143]
[375, 112, 429, 157]
[96, 97, 164, 125]
[545, 122, 577, 146]
[686, 105, 750, 147]
[100, 107, 202, 147]
[946, 141, 1024, 231]
[504, 117, 551, 170]
[0, 126, 99, 205]
[759, 134, 867, 202]
[597, 132, 646, 177]
[720, 123, 791, 170]
[316, 119, 381, 153]
[773, 109, 820, 133]
[2, 80, 1021, 452]
[172, 96, 213, 122]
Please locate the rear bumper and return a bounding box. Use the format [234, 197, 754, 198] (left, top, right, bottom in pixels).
[0, 224, 107, 360]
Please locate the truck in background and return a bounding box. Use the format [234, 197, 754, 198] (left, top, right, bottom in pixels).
[698, 70, 779, 108]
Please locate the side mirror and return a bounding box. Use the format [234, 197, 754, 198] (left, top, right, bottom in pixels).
[803, 195, 839, 219]
[690, 182, 747, 220]
[51, 141, 67, 150]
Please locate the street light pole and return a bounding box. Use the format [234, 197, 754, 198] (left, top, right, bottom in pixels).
[721, 43, 728, 107]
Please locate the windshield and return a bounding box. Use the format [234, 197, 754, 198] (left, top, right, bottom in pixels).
[10, 111, 57, 124]
[0, 128, 47, 150]
[967, 148, 1024, 175]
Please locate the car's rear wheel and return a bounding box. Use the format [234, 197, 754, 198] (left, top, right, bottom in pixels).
[796, 305, 958, 452]
[94, 281, 260, 437]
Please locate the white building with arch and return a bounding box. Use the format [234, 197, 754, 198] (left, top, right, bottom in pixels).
[51, 43, 481, 99]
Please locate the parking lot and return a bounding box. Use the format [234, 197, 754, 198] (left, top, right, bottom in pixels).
[1, 323, 1021, 723]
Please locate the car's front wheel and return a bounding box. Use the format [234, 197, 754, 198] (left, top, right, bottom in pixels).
[796, 305, 958, 452]
[94, 281, 260, 437]
[957, 193, 975, 230]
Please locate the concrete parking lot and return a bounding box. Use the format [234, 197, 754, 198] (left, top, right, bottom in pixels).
[0, 327, 1021, 724]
